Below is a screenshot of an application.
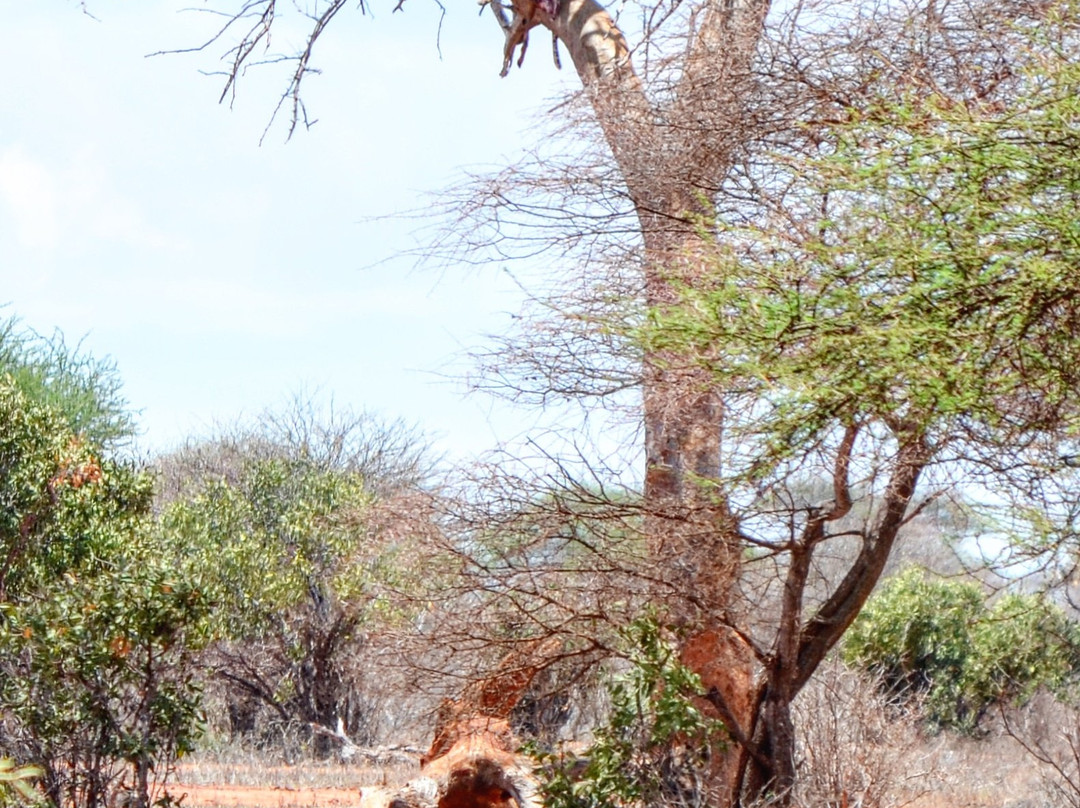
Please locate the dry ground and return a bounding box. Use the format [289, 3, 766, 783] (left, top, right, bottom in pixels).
[162, 732, 1047, 808]
[168, 781, 363, 808]
[165, 759, 418, 808]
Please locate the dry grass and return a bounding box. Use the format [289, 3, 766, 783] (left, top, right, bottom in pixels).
[166, 751, 418, 808]
[170, 672, 1076, 808]
[174, 758, 414, 790]
[790, 661, 948, 808]
[908, 730, 1040, 808]
[173, 741, 419, 791]
[788, 661, 1065, 808]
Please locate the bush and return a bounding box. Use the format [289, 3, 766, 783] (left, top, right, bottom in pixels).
[843, 568, 1080, 732]
[157, 410, 431, 755]
[0, 568, 207, 808]
[532, 618, 727, 808]
[0, 377, 206, 808]
[0, 318, 132, 449]
[791, 661, 944, 808]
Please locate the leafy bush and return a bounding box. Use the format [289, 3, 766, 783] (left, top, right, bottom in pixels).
[0, 758, 42, 806]
[158, 424, 427, 752]
[843, 568, 1080, 731]
[0, 568, 208, 808]
[968, 593, 1080, 709]
[532, 618, 727, 808]
[0, 377, 207, 808]
[0, 318, 132, 449]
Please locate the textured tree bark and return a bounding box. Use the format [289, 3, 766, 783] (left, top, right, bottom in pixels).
[492, 2, 770, 803]
[485, 4, 932, 804]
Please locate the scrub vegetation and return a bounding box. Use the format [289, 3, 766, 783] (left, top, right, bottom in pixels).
[5, 0, 1080, 806]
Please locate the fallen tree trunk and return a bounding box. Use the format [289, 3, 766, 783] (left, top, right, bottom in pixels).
[362, 641, 555, 808]
[385, 716, 541, 808]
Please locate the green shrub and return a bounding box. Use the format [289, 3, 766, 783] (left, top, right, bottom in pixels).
[531, 618, 726, 808]
[0, 377, 206, 807]
[0, 568, 208, 808]
[0, 758, 42, 806]
[158, 429, 428, 751]
[967, 593, 1080, 708]
[843, 568, 1080, 732]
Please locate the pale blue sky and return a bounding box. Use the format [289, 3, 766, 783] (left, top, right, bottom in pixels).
[1, 2, 578, 459]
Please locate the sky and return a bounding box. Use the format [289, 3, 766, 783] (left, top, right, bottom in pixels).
[0, 1, 580, 461]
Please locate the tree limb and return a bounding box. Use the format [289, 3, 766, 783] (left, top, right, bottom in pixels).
[793, 431, 929, 693]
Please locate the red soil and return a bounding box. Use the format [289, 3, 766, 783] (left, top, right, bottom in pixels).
[167, 781, 364, 808]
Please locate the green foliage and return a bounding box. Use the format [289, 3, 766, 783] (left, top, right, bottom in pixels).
[968, 593, 1080, 707]
[158, 427, 425, 748]
[0, 758, 43, 806]
[843, 568, 1080, 731]
[842, 569, 981, 729]
[640, 1, 1080, 489]
[0, 373, 204, 807]
[0, 318, 133, 449]
[0, 379, 152, 601]
[161, 452, 387, 640]
[0, 567, 208, 806]
[532, 618, 726, 808]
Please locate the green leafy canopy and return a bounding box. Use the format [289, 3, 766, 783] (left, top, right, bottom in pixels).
[532, 618, 727, 808]
[0, 317, 133, 450]
[642, 3, 1080, 476]
[0, 369, 204, 808]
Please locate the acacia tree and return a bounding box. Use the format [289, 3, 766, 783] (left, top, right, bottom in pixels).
[179, 0, 1080, 803]
[640, 1, 1080, 796]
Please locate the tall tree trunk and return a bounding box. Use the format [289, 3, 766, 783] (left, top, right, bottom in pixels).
[493, 3, 936, 804]
[502, 1, 770, 802]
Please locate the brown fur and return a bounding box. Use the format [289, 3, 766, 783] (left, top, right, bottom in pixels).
[409, 716, 536, 808]
[422, 712, 517, 770]
[500, 0, 541, 77]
